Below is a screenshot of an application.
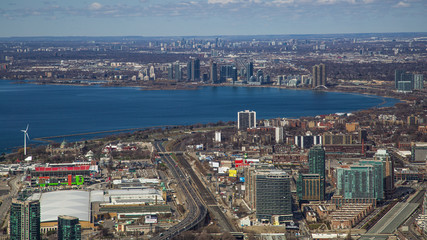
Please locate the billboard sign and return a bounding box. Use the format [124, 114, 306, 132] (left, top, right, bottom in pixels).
[145, 215, 158, 224]
[35, 166, 90, 172]
[229, 169, 237, 177]
[235, 158, 249, 168]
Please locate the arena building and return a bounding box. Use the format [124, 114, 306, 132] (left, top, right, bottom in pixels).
[28, 190, 93, 233]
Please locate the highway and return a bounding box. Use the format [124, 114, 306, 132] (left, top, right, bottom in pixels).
[152, 142, 207, 240]
[366, 190, 425, 235]
[401, 189, 426, 240]
[175, 153, 237, 232]
[398, 208, 422, 240]
[408, 189, 425, 204]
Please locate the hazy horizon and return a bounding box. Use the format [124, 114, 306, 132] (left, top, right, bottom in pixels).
[1, 31, 427, 39]
[1, 0, 427, 37]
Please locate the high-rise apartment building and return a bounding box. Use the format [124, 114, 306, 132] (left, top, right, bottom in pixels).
[413, 74, 424, 90]
[210, 62, 218, 83]
[336, 165, 375, 199]
[308, 145, 326, 178]
[374, 149, 394, 198]
[407, 115, 418, 126]
[256, 69, 264, 83]
[312, 63, 326, 88]
[219, 65, 237, 83]
[173, 62, 182, 81]
[244, 164, 279, 212]
[58, 215, 81, 240]
[191, 58, 200, 81]
[214, 131, 221, 142]
[244, 166, 257, 210]
[238, 110, 256, 130]
[186, 61, 192, 81]
[399, 73, 414, 92]
[255, 170, 292, 223]
[10, 199, 40, 240]
[295, 135, 322, 149]
[275, 127, 283, 144]
[168, 63, 174, 80]
[246, 62, 253, 82]
[398, 81, 412, 92]
[149, 66, 155, 80]
[322, 133, 353, 145]
[231, 67, 238, 83]
[303, 145, 326, 201]
[336, 151, 392, 201]
[395, 69, 405, 88]
[395, 70, 421, 92]
[297, 174, 325, 201]
[220, 65, 230, 82]
[358, 160, 385, 200]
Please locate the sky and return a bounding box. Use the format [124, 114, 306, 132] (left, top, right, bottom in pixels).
[0, 0, 426, 37]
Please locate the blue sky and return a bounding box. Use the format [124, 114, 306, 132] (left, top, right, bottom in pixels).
[1, 0, 426, 37]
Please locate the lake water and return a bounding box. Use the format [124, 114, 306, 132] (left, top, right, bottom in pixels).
[0, 80, 399, 152]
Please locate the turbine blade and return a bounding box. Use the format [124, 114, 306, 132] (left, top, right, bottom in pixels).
[26, 124, 29, 132]
[26, 133, 30, 140]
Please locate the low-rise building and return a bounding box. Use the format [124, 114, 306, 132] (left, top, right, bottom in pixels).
[411, 142, 427, 162]
[330, 204, 373, 229]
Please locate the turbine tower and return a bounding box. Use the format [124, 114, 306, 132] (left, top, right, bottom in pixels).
[21, 124, 30, 156]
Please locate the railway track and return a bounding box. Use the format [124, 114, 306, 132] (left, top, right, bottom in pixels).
[151, 142, 207, 240]
[175, 153, 237, 232]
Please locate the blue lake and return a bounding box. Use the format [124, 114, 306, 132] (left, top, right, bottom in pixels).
[0, 80, 399, 152]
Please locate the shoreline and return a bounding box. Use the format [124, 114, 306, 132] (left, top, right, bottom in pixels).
[3, 78, 405, 104]
[0, 79, 414, 153]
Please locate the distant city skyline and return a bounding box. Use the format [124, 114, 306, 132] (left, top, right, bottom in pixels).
[1, 0, 427, 37]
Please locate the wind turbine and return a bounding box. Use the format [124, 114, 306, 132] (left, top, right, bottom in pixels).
[21, 124, 30, 156]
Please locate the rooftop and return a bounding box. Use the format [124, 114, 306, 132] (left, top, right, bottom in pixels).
[32, 190, 90, 222]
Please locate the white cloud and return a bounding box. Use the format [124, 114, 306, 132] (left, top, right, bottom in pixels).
[209, 0, 375, 5]
[317, 0, 338, 4]
[317, 0, 375, 4]
[271, 0, 295, 5]
[208, 0, 236, 3]
[394, 1, 410, 7]
[89, 2, 103, 10]
[208, 0, 261, 4]
[348, 0, 375, 3]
